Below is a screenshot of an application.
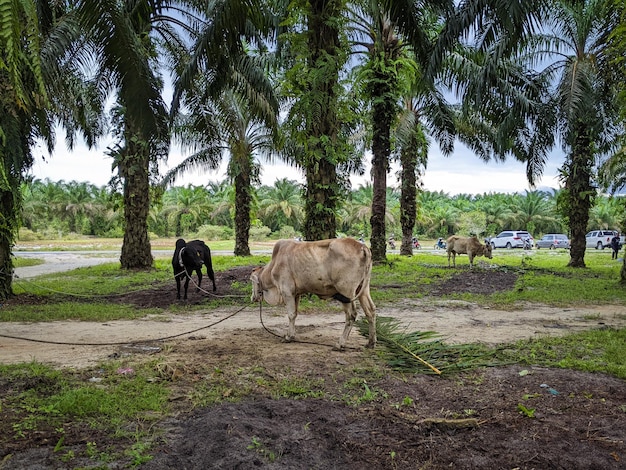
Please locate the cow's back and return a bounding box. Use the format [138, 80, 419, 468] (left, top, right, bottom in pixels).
[268, 238, 371, 296]
[447, 235, 467, 253]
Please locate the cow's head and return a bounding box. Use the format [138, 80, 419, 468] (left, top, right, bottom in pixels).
[182, 247, 205, 269]
[484, 242, 493, 259]
[250, 267, 264, 302]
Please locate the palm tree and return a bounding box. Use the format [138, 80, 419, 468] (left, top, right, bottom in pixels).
[508, 190, 555, 236]
[160, 185, 212, 236]
[458, 1, 621, 267]
[475, 195, 515, 235]
[256, 179, 304, 233]
[62, 181, 99, 233]
[395, 99, 430, 255]
[206, 181, 235, 228]
[279, 0, 354, 241]
[349, 3, 409, 261]
[0, 1, 52, 298]
[588, 197, 622, 231]
[420, 202, 460, 238]
[167, 0, 279, 256]
[599, 0, 626, 281]
[351, 0, 548, 260]
[164, 88, 277, 256]
[339, 184, 375, 238]
[538, 0, 621, 267]
[20, 178, 65, 232]
[75, 1, 174, 269]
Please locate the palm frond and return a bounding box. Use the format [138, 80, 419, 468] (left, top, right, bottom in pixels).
[358, 316, 506, 375]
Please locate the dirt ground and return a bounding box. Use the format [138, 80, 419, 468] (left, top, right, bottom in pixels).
[1, 267, 626, 469]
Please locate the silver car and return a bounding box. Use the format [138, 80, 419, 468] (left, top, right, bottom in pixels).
[536, 234, 570, 249]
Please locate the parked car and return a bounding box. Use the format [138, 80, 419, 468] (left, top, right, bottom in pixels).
[490, 230, 534, 249]
[585, 230, 619, 250]
[536, 234, 570, 250]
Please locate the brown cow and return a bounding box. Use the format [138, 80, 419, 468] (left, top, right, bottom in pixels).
[250, 238, 376, 350]
[447, 235, 493, 268]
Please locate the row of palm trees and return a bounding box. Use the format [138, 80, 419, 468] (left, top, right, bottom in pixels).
[20, 178, 625, 243]
[2, 1, 626, 299]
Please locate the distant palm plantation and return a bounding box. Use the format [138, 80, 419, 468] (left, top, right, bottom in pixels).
[19, 178, 624, 244]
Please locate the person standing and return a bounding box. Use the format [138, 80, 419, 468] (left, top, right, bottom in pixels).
[610, 234, 621, 260]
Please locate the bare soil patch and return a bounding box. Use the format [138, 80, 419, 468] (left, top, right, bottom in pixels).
[1, 266, 626, 469]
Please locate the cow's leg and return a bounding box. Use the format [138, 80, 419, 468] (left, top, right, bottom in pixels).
[175, 273, 182, 299]
[183, 268, 192, 300]
[469, 253, 474, 268]
[284, 295, 299, 342]
[195, 268, 203, 293]
[205, 260, 217, 291]
[336, 301, 358, 351]
[358, 293, 377, 348]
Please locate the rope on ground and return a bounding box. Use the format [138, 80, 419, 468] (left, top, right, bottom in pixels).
[0, 305, 248, 346]
[257, 301, 361, 351]
[184, 271, 247, 299]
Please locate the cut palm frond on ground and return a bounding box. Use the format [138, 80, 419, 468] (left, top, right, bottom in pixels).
[358, 317, 505, 374]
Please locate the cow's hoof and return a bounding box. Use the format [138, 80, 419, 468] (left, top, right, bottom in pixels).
[283, 335, 295, 343]
[366, 342, 376, 349]
[332, 344, 346, 352]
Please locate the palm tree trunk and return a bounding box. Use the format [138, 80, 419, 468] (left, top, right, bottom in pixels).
[566, 125, 593, 268]
[400, 147, 417, 256]
[234, 158, 251, 256]
[119, 139, 153, 270]
[0, 188, 16, 300]
[370, 95, 394, 262]
[302, 0, 342, 241]
[304, 160, 338, 240]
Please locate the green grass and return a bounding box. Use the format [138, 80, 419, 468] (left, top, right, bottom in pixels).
[5, 246, 626, 321]
[375, 249, 626, 308]
[500, 328, 626, 379]
[13, 257, 44, 268]
[12, 259, 172, 296]
[1, 361, 169, 466]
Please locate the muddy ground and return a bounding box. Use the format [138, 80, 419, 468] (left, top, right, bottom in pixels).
[1, 267, 626, 469]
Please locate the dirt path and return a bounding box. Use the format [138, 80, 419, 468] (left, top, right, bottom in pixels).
[2, 300, 624, 368]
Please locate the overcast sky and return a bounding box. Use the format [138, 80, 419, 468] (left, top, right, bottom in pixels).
[30, 129, 565, 196]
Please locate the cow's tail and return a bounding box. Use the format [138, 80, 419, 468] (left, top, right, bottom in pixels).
[356, 243, 373, 297]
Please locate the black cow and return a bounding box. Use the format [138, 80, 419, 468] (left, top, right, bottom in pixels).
[172, 239, 216, 300]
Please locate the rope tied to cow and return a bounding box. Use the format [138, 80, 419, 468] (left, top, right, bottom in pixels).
[0, 304, 249, 346]
[182, 269, 246, 299]
[177, 246, 186, 268]
[256, 293, 363, 351]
